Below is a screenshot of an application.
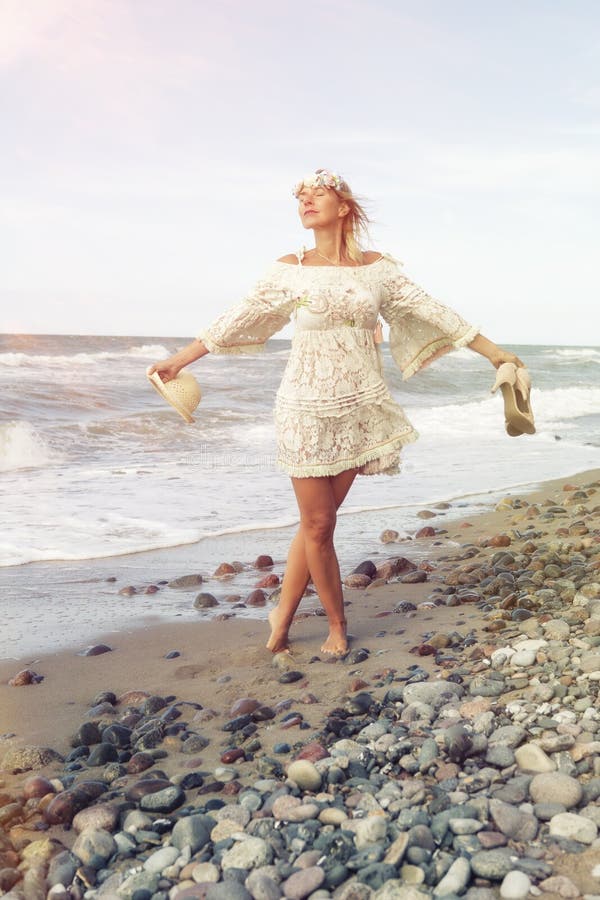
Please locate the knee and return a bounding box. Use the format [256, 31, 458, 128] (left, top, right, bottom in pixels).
[302, 509, 336, 546]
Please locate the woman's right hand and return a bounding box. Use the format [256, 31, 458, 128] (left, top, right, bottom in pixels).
[146, 358, 182, 383]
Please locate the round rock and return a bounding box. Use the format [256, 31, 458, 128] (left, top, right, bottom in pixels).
[282, 865, 325, 899]
[500, 871, 532, 900]
[287, 760, 321, 792]
[139, 784, 185, 812]
[71, 829, 117, 869]
[72, 803, 119, 834]
[171, 814, 213, 853]
[470, 850, 514, 881]
[529, 772, 582, 808]
[143, 845, 180, 873]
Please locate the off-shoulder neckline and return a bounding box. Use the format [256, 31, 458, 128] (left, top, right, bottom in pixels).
[275, 255, 387, 270]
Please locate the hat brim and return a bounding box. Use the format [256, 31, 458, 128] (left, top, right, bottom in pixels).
[147, 372, 195, 423]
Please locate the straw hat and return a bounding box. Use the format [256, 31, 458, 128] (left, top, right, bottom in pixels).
[147, 370, 201, 423]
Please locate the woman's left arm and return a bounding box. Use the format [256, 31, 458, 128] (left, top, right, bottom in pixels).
[468, 334, 525, 369]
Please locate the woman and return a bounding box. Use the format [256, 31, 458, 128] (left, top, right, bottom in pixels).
[148, 168, 524, 658]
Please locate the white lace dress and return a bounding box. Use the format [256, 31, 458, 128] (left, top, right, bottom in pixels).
[197, 254, 479, 477]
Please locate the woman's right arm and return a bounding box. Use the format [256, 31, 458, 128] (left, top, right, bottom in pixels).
[148, 262, 297, 381]
[147, 339, 209, 382]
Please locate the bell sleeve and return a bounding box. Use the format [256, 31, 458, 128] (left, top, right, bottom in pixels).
[379, 256, 480, 379]
[197, 264, 297, 354]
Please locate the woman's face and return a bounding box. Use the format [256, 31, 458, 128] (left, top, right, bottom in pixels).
[297, 185, 348, 230]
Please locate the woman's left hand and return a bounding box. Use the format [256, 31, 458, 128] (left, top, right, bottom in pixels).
[491, 348, 525, 369]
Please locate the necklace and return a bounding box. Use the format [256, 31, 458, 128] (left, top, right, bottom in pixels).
[315, 249, 347, 267]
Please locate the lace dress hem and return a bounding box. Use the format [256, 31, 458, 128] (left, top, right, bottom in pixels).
[277, 428, 418, 478]
[196, 330, 266, 355]
[400, 325, 480, 380]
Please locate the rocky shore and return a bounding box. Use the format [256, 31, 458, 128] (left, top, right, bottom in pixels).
[1, 472, 600, 900]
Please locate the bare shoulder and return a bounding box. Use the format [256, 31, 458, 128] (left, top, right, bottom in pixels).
[362, 250, 384, 264]
[277, 253, 299, 265]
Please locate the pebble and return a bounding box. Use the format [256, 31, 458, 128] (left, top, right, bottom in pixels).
[499, 870, 532, 899]
[514, 742, 556, 773]
[287, 760, 321, 792]
[282, 865, 325, 898]
[71, 828, 117, 869]
[549, 812, 598, 843]
[529, 772, 583, 808]
[171, 815, 213, 853]
[143, 845, 180, 873]
[470, 850, 514, 880]
[434, 857, 471, 896]
[139, 784, 185, 812]
[72, 803, 119, 833]
[221, 836, 272, 870]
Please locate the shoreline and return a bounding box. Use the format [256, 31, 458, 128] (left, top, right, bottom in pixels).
[2, 467, 599, 662]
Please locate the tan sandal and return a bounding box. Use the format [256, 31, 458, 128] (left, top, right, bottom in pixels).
[491, 363, 536, 436]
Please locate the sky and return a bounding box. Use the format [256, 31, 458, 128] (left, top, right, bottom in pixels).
[1, 0, 598, 344]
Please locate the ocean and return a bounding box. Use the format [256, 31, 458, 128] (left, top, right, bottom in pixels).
[1, 334, 599, 657]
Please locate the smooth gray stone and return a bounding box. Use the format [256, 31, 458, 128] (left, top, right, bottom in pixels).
[488, 725, 527, 748]
[139, 785, 185, 813]
[434, 857, 471, 896]
[489, 799, 538, 841]
[171, 813, 214, 852]
[485, 745, 515, 768]
[468, 676, 506, 697]
[142, 845, 179, 873]
[71, 829, 117, 869]
[469, 850, 514, 880]
[47, 850, 78, 887]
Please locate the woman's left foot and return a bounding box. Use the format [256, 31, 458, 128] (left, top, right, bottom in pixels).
[266, 607, 291, 653]
[321, 625, 349, 658]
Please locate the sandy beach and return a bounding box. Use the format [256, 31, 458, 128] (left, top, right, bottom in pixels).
[1, 467, 599, 899]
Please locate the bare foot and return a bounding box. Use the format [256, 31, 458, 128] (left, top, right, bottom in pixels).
[320, 624, 349, 658]
[266, 607, 291, 654]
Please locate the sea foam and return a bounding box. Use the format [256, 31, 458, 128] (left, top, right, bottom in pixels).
[0, 421, 57, 472]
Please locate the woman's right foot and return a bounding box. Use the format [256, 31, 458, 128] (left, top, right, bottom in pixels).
[266, 607, 291, 653]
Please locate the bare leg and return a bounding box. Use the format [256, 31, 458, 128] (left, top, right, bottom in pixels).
[267, 529, 309, 653]
[267, 469, 358, 655]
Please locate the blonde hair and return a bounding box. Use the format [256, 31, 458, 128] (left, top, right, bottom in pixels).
[333, 183, 371, 264]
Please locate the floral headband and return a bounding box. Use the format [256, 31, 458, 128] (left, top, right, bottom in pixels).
[293, 169, 347, 197]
